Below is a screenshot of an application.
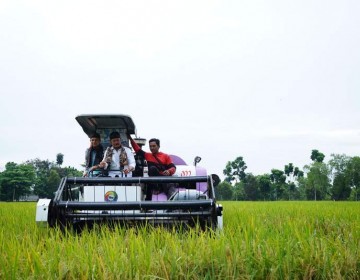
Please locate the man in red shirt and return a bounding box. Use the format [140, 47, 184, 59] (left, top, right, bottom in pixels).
[128, 134, 176, 200]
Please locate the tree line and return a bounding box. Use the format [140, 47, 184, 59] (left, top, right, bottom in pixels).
[216, 150, 360, 201]
[1, 150, 359, 201]
[0, 154, 82, 201]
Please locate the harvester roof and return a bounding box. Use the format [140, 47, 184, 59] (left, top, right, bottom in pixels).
[75, 114, 136, 137]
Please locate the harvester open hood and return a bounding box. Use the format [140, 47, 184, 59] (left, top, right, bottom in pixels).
[75, 114, 136, 137]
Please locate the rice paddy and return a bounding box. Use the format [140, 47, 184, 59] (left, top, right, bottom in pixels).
[0, 201, 359, 279]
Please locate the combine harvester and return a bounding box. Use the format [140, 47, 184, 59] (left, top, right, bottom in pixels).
[36, 114, 223, 231]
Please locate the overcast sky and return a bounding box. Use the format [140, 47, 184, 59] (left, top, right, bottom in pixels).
[1, 0, 359, 178]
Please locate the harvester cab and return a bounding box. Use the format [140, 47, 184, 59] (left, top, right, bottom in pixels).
[36, 114, 223, 231]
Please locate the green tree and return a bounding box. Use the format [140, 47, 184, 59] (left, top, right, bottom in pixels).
[270, 169, 286, 200]
[215, 181, 233, 200]
[346, 156, 360, 201]
[0, 156, 82, 200]
[243, 173, 259, 200]
[328, 154, 351, 200]
[311, 149, 325, 163]
[47, 170, 61, 198]
[328, 154, 350, 176]
[284, 163, 294, 200]
[294, 167, 304, 178]
[284, 163, 304, 200]
[26, 159, 53, 198]
[232, 182, 245, 201]
[284, 163, 294, 178]
[26, 158, 82, 198]
[332, 173, 351, 200]
[0, 162, 36, 201]
[56, 153, 64, 166]
[296, 176, 307, 200]
[328, 154, 350, 182]
[223, 156, 247, 184]
[257, 174, 271, 200]
[303, 162, 330, 200]
[303, 150, 330, 200]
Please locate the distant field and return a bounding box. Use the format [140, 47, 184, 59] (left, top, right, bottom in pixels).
[0, 201, 359, 279]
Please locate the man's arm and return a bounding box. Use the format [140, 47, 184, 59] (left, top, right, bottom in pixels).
[166, 163, 176, 176]
[83, 149, 90, 177]
[128, 134, 141, 153]
[99, 147, 109, 170]
[164, 154, 176, 176]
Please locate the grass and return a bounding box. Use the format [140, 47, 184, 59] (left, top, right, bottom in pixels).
[0, 201, 359, 279]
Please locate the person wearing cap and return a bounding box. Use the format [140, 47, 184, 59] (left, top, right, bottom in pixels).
[99, 131, 136, 177]
[83, 132, 104, 177]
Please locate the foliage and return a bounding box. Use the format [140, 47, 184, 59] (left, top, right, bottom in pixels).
[0, 162, 36, 201]
[327, 154, 351, 200]
[56, 153, 64, 166]
[242, 173, 258, 200]
[219, 150, 358, 201]
[217, 150, 359, 201]
[284, 163, 304, 200]
[232, 182, 245, 200]
[270, 169, 286, 200]
[303, 162, 330, 200]
[345, 156, 360, 201]
[47, 170, 61, 198]
[328, 153, 351, 178]
[284, 163, 304, 181]
[257, 174, 271, 201]
[2, 148, 360, 202]
[223, 156, 247, 183]
[311, 149, 325, 163]
[296, 176, 308, 200]
[215, 181, 233, 200]
[4, 158, 83, 200]
[284, 163, 294, 177]
[26, 158, 53, 198]
[332, 173, 351, 200]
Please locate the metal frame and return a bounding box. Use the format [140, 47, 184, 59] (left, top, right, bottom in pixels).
[48, 175, 222, 231]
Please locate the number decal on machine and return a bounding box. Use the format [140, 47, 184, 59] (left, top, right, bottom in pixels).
[181, 170, 192, 176]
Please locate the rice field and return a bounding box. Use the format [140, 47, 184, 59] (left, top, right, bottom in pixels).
[0, 201, 359, 279]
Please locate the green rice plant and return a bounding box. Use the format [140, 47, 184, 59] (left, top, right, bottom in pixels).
[0, 201, 359, 279]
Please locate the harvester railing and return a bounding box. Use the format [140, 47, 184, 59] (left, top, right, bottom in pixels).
[50, 176, 219, 228]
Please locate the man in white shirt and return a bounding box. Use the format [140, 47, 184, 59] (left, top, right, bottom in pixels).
[99, 131, 135, 177]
